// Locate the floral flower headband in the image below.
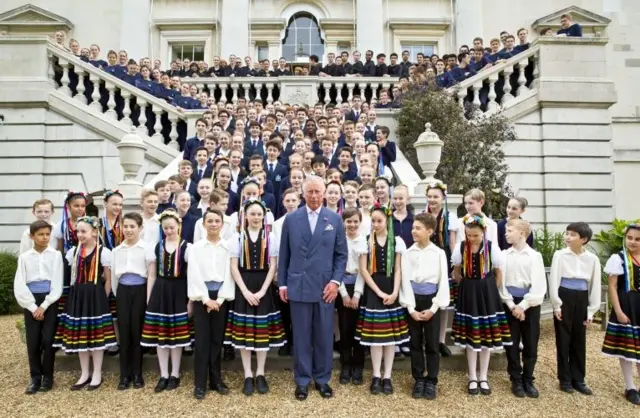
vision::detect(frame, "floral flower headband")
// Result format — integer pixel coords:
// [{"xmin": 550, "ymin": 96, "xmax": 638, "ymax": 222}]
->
[
  {"xmin": 463, "ymin": 214, "xmax": 486, "ymax": 228},
  {"xmin": 158, "ymin": 209, "xmax": 181, "ymax": 224},
  {"xmin": 66, "ymin": 190, "xmax": 87, "ymax": 202},
  {"xmin": 370, "ymin": 200, "xmax": 392, "ymax": 217},
  {"xmin": 243, "ymin": 198, "xmax": 267, "ymax": 213},
  {"xmin": 426, "ymin": 180, "xmax": 447, "ymax": 196},
  {"xmin": 76, "ymin": 216, "xmax": 100, "ymax": 229},
  {"xmin": 241, "ymin": 177, "xmax": 260, "ymax": 187},
  {"xmin": 104, "ymin": 189, "xmax": 123, "ymax": 201}
]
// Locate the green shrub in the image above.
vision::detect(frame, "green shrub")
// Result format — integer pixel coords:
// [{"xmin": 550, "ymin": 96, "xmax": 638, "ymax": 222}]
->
[
  {"xmin": 0, "ymin": 249, "xmax": 21, "ymax": 315},
  {"xmin": 533, "ymin": 227, "xmax": 564, "ymax": 267}
]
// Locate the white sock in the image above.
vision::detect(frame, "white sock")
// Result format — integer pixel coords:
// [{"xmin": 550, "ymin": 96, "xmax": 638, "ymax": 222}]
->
[
  {"xmin": 156, "ymin": 347, "xmax": 170, "ymax": 378},
  {"xmin": 240, "ymin": 349, "xmax": 253, "ymax": 378},
  {"xmin": 478, "ymin": 348, "xmax": 491, "ymax": 386},
  {"xmin": 466, "ymin": 347, "xmax": 478, "ymax": 386},
  {"xmin": 256, "ymin": 351, "xmax": 267, "ymax": 377},
  {"xmin": 383, "ymin": 345, "xmax": 395, "ymax": 379},
  {"xmin": 170, "ymin": 347, "xmax": 183, "ymax": 378},
  {"xmin": 90, "ymin": 350, "xmax": 104, "ymax": 385},
  {"xmin": 77, "ymin": 351, "xmax": 91, "ymax": 383},
  {"xmin": 370, "ymin": 346, "xmax": 383, "ymax": 378},
  {"xmin": 621, "ymin": 359, "xmax": 637, "ymax": 390}
]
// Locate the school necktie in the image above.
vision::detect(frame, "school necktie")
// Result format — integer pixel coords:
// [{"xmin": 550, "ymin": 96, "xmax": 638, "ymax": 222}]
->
[
  {"xmin": 198, "ymin": 169, "xmax": 203, "ymax": 179},
  {"xmin": 252, "ymin": 140, "xmax": 257, "ymax": 148},
  {"xmin": 268, "ymin": 163, "xmax": 274, "ymax": 173}
]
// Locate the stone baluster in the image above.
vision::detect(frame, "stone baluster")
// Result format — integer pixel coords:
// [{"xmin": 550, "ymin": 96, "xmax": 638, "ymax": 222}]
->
[
  {"xmin": 501, "ymin": 64, "xmax": 515, "ymax": 104},
  {"xmin": 196, "ymin": 83, "xmax": 204, "ymax": 94},
  {"xmin": 151, "ymin": 105, "xmax": 164, "ymax": 143},
  {"xmin": 207, "ymin": 84, "xmax": 217, "ymax": 103},
  {"xmin": 358, "ymin": 82, "xmax": 367, "ymax": 101},
  {"xmin": 322, "ymin": 82, "xmax": 332, "ymax": 103},
  {"xmin": 47, "ymin": 52, "xmax": 56, "ymax": 87},
  {"xmin": 219, "ymin": 83, "xmax": 228, "ymax": 104},
  {"xmin": 516, "ymin": 58, "xmax": 530, "ymax": 96},
  {"xmin": 266, "ymin": 83, "xmax": 274, "ymax": 104},
  {"xmin": 487, "ymin": 73, "xmax": 499, "ymax": 112},
  {"xmin": 531, "ymin": 53, "xmax": 540, "ymax": 90},
  {"xmin": 472, "ymin": 82, "xmax": 482, "ymax": 107},
  {"xmin": 230, "ymin": 83, "xmax": 239, "ymax": 103},
  {"xmin": 335, "ymin": 81, "xmax": 343, "ymax": 104},
  {"xmin": 121, "ymin": 90, "xmax": 133, "ymax": 126},
  {"xmin": 74, "ymin": 68, "xmax": 86, "ymax": 104},
  {"xmin": 346, "ymin": 83, "xmax": 355, "ymax": 103},
  {"xmin": 89, "ymin": 74, "xmax": 102, "ymax": 112},
  {"xmin": 168, "ymin": 115, "xmax": 179, "ymax": 150},
  {"xmin": 242, "ymin": 83, "xmax": 251, "ymax": 102},
  {"xmin": 457, "ymin": 88, "xmax": 466, "ymax": 108},
  {"xmin": 105, "ymin": 83, "xmax": 117, "ymax": 119},
  {"xmin": 58, "ymin": 59, "xmax": 72, "ymax": 96},
  {"xmin": 137, "ymin": 100, "xmax": 148, "ymax": 136}
]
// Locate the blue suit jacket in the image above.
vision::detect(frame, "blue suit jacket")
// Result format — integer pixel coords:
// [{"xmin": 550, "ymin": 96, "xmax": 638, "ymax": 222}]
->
[{"xmin": 277, "ymin": 207, "xmax": 348, "ymax": 303}]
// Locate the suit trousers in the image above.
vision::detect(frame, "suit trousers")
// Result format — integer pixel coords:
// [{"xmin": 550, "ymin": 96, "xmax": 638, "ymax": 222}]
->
[
  {"xmin": 116, "ymin": 283, "xmax": 147, "ymax": 378},
  {"xmin": 554, "ymin": 287, "xmax": 588, "ymax": 384},
  {"xmin": 24, "ymin": 293, "xmax": 57, "ymax": 380},
  {"xmin": 193, "ymin": 290, "xmax": 227, "ymax": 389},
  {"xmin": 336, "ymin": 284, "xmax": 364, "ymax": 370},
  {"xmin": 504, "ymin": 298, "xmax": 541, "ymax": 383},
  {"xmin": 407, "ymin": 294, "xmax": 441, "ymax": 383},
  {"xmin": 290, "ymin": 299, "xmax": 335, "ymax": 386}
]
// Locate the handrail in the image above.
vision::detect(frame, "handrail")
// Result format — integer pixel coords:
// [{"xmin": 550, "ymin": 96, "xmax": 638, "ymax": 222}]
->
[{"xmin": 179, "ymin": 76, "xmax": 401, "ymax": 84}]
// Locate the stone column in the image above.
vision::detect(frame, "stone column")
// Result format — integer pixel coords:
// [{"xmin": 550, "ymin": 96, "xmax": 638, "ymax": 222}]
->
[
  {"xmin": 454, "ymin": 0, "xmax": 483, "ymax": 50},
  {"xmin": 356, "ymin": 0, "xmax": 383, "ymax": 53},
  {"xmin": 221, "ymin": 0, "xmax": 249, "ymax": 58},
  {"xmin": 120, "ymin": 0, "xmax": 151, "ymax": 61},
  {"xmin": 268, "ymin": 41, "xmax": 280, "ymax": 61}
]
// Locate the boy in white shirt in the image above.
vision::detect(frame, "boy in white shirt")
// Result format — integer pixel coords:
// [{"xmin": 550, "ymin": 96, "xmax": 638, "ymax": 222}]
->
[
  {"xmin": 14, "ymin": 220, "xmax": 63, "ymax": 394},
  {"xmin": 549, "ymin": 222, "xmax": 601, "ymax": 395},
  {"xmin": 193, "ymin": 190, "xmax": 234, "ymax": 242},
  {"xmin": 499, "ymin": 219, "xmax": 547, "ymax": 399},
  {"xmin": 19, "ymin": 199, "xmax": 56, "ymax": 254},
  {"xmin": 457, "ymin": 188, "xmax": 498, "ymax": 244}
]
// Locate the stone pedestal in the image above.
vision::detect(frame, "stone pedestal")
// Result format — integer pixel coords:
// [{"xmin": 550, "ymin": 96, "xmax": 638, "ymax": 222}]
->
[
  {"xmin": 278, "ymin": 76, "xmax": 319, "ymax": 106},
  {"xmin": 116, "ymin": 128, "xmax": 147, "ymax": 200}
]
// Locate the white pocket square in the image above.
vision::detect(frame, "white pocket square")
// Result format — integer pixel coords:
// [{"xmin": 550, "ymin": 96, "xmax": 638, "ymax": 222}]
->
[{"xmin": 324, "ymin": 224, "xmax": 334, "ymax": 231}]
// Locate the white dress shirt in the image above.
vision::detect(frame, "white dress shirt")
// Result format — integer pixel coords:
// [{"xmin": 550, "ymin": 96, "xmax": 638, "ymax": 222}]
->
[
  {"xmin": 142, "ymin": 215, "xmax": 160, "ymax": 245},
  {"xmin": 339, "ymin": 235, "xmax": 367, "ymax": 299},
  {"xmin": 548, "ymin": 247, "xmax": 602, "ymax": 320},
  {"xmin": 307, "ymin": 206, "xmax": 321, "ymax": 234},
  {"xmin": 13, "ymin": 247, "xmax": 63, "ymax": 312},
  {"xmin": 498, "ymin": 244, "xmax": 547, "ymax": 311},
  {"xmin": 193, "ymin": 215, "xmax": 234, "ymax": 243},
  {"xmin": 358, "ymin": 214, "xmax": 372, "ymax": 237},
  {"xmin": 187, "ymin": 238, "xmax": 235, "ymax": 305},
  {"xmin": 457, "ymin": 216, "xmax": 499, "ymax": 244},
  {"xmin": 111, "ymin": 240, "xmax": 156, "ymax": 296},
  {"xmin": 65, "ymin": 247, "xmax": 112, "ymax": 271},
  {"xmin": 400, "ymin": 243, "xmax": 450, "ymax": 314},
  {"xmin": 19, "ymin": 221, "xmax": 56, "ymax": 254}
]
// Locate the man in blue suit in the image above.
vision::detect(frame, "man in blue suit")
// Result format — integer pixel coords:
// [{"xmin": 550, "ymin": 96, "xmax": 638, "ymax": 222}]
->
[{"xmin": 278, "ymin": 176, "xmax": 348, "ymax": 401}]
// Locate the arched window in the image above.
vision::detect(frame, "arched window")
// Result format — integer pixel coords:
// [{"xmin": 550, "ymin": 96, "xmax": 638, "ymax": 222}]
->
[{"xmin": 282, "ymin": 13, "xmax": 324, "ymax": 61}]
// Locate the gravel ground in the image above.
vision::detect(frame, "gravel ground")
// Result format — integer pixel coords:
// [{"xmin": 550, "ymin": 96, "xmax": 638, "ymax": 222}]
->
[{"xmin": 1, "ymin": 315, "xmax": 637, "ymax": 417}]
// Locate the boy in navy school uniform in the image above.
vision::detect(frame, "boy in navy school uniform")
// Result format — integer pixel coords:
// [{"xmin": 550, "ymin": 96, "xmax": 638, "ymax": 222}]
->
[
  {"xmin": 153, "ymin": 74, "xmax": 177, "ymax": 104},
  {"xmin": 375, "ymin": 53, "xmax": 388, "ymax": 77},
  {"xmin": 375, "ymin": 126, "xmax": 397, "ymax": 169},
  {"xmin": 336, "ymin": 146, "xmax": 358, "ymax": 182},
  {"xmin": 183, "ymin": 118, "xmax": 208, "ymax": 161},
  {"xmin": 154, "ymin": 180, "xmax": 174, "ymax": 214},
  {"xmin": 470, "ymin": 48, "xmax": 492, "ymax": 73},
  {"xmin": 387, "ymin": 53, "xmax": 402, "ymax": 76},
  {"xmin": 14, "ymin": 220, "xmax": 63, "ymax": 394},
  {"xmin": 557, "ymin": 14, "xmax": 583, "ymax": 37},
  {"xmin": 192, "ymin": 147, "xmax": 214, "ymax": 183},
  {"xmin": 245, "ymin": 121, "xmax": 264, "ymax": 160},
  {"xmin": 375, "ymin": 89, "xmax": 393, "ymax": 109},
  {"xmin": 105, "ymin": 50, "xmax": 126, "ymax": 78},
  {"xmin": 264, "ymin": 139, "xmax": 288, "ymax": 203},
  {"xmin": 121, "ymin": 60, "xmax": 141, "ymax": 86},
  {"xmin": 448, "ymin": 52, "xmax": 477, "ymax": 85}
]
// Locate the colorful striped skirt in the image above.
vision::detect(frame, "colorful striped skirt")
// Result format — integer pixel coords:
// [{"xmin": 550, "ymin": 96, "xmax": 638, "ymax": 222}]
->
[
  {"xmin": 447, "ymin": 278, "xmax": 459, "ymax": 311},
  {"xmin": 141, "ymin": 277, "xmax": 191, "ymax": 348},
  {"xmin": 452, "ymin": 274, "xmax": 511, "ymax": 351},
  {"xmin": 355, "ymin": 272, "xmax": 410, "ymax": 346},
  {"xmin": 602, "ymin": 290, "xmax": 640, "ymax": 363},
  {"xmin": 108, "ymin": 292, "xmax": 117, "ymax": 320},
  {"xmin": 53, "ymin": 281, "xmax": 117, "ymax": 352},
  {"xmin": 225, "ymin": 271, "xmax": 286, "ymax": 351}
]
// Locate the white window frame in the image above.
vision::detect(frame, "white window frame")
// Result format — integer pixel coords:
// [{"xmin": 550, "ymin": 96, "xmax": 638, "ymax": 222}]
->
[
  {"xmin": 400, "ymin": 43, "xmax": 437, "ymax": 62},
  {"xmin": 160, "ymin": 29, "xmax": 214, "ymax": 65}
]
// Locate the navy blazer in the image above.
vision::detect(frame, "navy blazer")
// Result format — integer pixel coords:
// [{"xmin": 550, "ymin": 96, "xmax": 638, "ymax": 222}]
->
[
  {"xmin": 192, "ymin": 163, "xmax": 213, "ymax": 183},
  {"xmin": 185, "ymin": 179, "xmax": 199, "ymax": 202},
  {"xmin": 183, "ymin": 137, "xmax": 204, "ymax": 161},
  {"xmin": 265, "ymin": 161, "xmax": 289, "ymax": 201},
  {"xmin": 497, "ymin": 218, "xmax": 534, "ymax": 250},
  {"xmin": 179, "ymin": 213, "xmax": 198, "ymax": 243},
  {"xmin": 244, "ymin": 139, "xmax": 265, "ymax": 160},
  {"xmin": 277, "ymin": 207, "xmax": 348, "ymax": 303},
  {"xmin": 380, "ymin": 141, "xmax": 397, "ymax": 168},
  {"xmin": 261, "ymin": 192, "xmax": 277, "ymax": 215}
]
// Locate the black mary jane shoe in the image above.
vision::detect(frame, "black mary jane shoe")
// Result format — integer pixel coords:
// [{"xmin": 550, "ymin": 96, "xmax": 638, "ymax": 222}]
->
[
  {"xmin": 40, "ymin": 377, "xmax": 53, "ymax": 392},
  {"xmin": 71, "ymin": 377, "xmax": 91, "ymax": 391},
  {"xmin": 117, "ymin": 377, "xmax": 131, "ymax": 391},
  {"xmin": 479, "ymin": 380, "xmax": 491, "ymax": 396},
  {"xmin": 381, "ymin": 378, "xmax": 393, "ymax": 395},
  {"xmin": 467, "ymin": 380, "xmax": 479, "ymax": 396},
  {"xmin": 625, "ymin": 389, "xmax": 640, "ymax": 405},
  {"xmin": 315, "ymin": 383, "xmax": 333, "ymax": 399},
  {"xmin": 105, "ymin": 345, "xmax": 120, "ymax": 357},
  {"xmin": 133, "ymin": 375, "xmax": 145, "ymax": 389},
  {"xmin": 182, "ymin": 346, "xmax": 194, "ymax": 357},
  {"xmin": 370, "ymin": 377, "xmax": 382, "ymax": 395},
  {"xmin": 166, "ymin": 376, "xmax": 180, "ymax": 391},
  {"xmin": 351, "ymin": 368, "xmax": 364, "ymax": 385},
  {"xmin": 439, "ymin": 343, "xmax": 452, "ymax": 357},
  {"xmin": 243, "ymin": 377, "xmax": 255, "ymax": 396},
  {"xmin": 295, "ymin": 385, "xmax": 309, "ymax": 401},
  {"xmin": 573, "ymin": 382, "xmax": 593, "ymax": 396},
  {"xmin": 194, "ymin": 387, "xmax": 207, "ymax": 400},
  {"xmin": 339, "ymin": 368, "xmax": 351, "ymax": 385},
  {"xmin": 87, "ymin": 380, "xmax": 102, "ymax": 391},
  {"xmin": 511, "ymin": 380, "xmax": 525, "ymax": 398},
  {"xmin": 412, "ymin": 380, "xmax": 426, "ymax": 399},
  {"xmin": 25, "ymin": 379, "xmax": 41, "ymax": 395},
  {"xmin": 210, "ymin": 381, "xmax": 230, "ymax": 395},
  {"xmin": 523, "ymin": 381, "xmax": 539, "ymax": 398},
  {"xmin": 424, "ymin": 381, "xmax": 437, "ymax": 400},
  {"xmin": 154, "ymin": 377, "xmax": 169, "ymax": 393},
  {"xmin": 256, "ymin": 375, "xmax": 269, "ymax": 394}
]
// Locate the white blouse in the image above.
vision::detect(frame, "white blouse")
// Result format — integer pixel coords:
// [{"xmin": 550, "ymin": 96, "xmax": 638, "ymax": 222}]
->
[
  {"xmin": 457, "ymin": 216, "xmax": 499, "ymax": 244},
  {"xmin": 193, "ymin": 215, "xmax": 235, "ymax": 242},
  {"xmin": 451, "ymin": 241, "xmax": 504, "ymax": 269},
  {"xmin": 604, "ymin": 254, "xmax": 624, "ymax": 276},
  {"xmin": 228, "ymin": 230, "xmax": 278, "ymax": 259},
  {"xmin": 358, "ymin": 214, "xmax": 371, "ymax": 237},
  {"xmin": 498, "ymin": 245, "xmax": 547, "ymax": 311},
  {"xmin": 111, "ymin": 240, "xmax": 156, "ymax": 296},
  {"xmin": 187, "ymin": 239, "xmax": 235, "ymax": 305},
  {"xmin": 548, "ymin": 247, "xmax": 602, "ymax": 320},
  {"xmin": 399, "ymin": 243, "xmax": 450, "ymax": 314},
  {"xmin": 339, "ymin": 235, "xmax": 367, "ymax": 298},
  {"xmin": 13, "ymin": 247, "xmax": 63, "ymax": 312},
  {"xmin": 141, "ymin": 215, "xmax": 160, "ymax": 246},
  {"xmin": 354, "ymin": 236, "xmax": 406, "ymax": 297}
]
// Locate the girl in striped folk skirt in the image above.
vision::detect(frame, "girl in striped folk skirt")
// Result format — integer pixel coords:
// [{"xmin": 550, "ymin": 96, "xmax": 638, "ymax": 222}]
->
[
  {"xmin": 602, "ymin": 224, "xmax": 640, "ymax": 405},
  {"xmin": 53, "ymin": 216, "xmax": 116, "ymax": 391},
  {"xmin": 355, "ymin": 202, "xmax": 408, "ymax": 395},
  {"xmin": 141, "ymin": 210, "xmax": 192, "ymax": 393}
]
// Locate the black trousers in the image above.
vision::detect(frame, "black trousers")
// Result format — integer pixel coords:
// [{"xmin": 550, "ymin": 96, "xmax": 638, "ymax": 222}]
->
[
  {"xmin": 116, "ymin": 283, "xmax": 147, "ymax": 378},
  {"xmin": 407, "ymin": 294, "xmax": 441, "ymax": 383},
  {"xmin": 554, "ymin": 287, "xmax": 588, "ymax": 384},
  {"xmin": 504, "ymin": 298, "xmax": 541, "ymax": 383},
  {"xmin": 24, "ymin": 293, "xmax": 57, "ymax": 381},
  {"xmin": 193, "ymin": 290, "xmax": 227, "ymax": 389},
  {"xmin": 336, "ymin": 284, "xmax": 364, "ymax": 370},
  {"xmin": 274, "ymin": 285, "xmax": 293, "ymax": 347}
]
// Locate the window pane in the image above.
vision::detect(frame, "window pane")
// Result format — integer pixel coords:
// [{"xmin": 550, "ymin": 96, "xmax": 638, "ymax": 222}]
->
[
  {"xmin": 282, "ymin": 12, "xmax": 324, "ymax": 61},
  {"xmin": 193, "ymin": 45, "xmax": 205, "ymax": 61},
  {"xmin": 257, "ymin": 46, "xmax": 269, "ymax": 61}
]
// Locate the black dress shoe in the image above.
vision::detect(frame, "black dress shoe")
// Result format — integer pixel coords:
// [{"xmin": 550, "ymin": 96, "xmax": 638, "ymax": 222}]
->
[
  {"xmin": 106, "ymin": 345, "xmax": 120, "ymax": 356},
  {"xmin": 256, "ymin": 375, "xmax": 269, "ymax": 394},
  {"xmin": 382, "ymin": 378, "xmax": 393, "ymax": 395},
  {"xmin": 182, "ymin": 346, "xmax": 194, "ymax": 357},
  {"xmin": 25, "ymin": 379, "xmax": 41, "ymax": 395},
  {"xmin": 424, "ymin": 381, "xmax": 437, "ymax": 400},
  {"xmin": 467, "ymin": 380, "xmax": 479, "ymax": 395},
  {"xmin": 166, "ymin": 376, "xmax": 180, "ymax": 391},
  {"xmin": 439, "ymin": 343, "xmax": 452, "ymax": 357},
  {"xmin": 295, "ymin": 385, "xmax": 309, "ymax": 401},
  {"xmin": 315, "ymin": 383, "xmax": 333, "ymax": 398},
  {"xmin": 523, "ymin": 381, "xmax": 539, "ymax": 398},
  {"xmin": 625, "ymin": 389, "xmax": 640, "ymax": 405},
  {"xmin": 412, "ymin": 379, "xmax": 426, "ymax": 399},
  {"xmin": 370, "ymin": 377, "xmax": 382, "ymax": 395},
  {"xmin": 210, "ymin": 381, "xmax": 230, "ymax": 395},
  {"xmin": 155, "ymin": 377, "xmax": 169, "ymax": 393},
  {"xmin": 87, "ymin": 380, "xmax": 102, "ymax": 391},
  {"xmin": 339, "ymin": 368, "xmax": 351, "ymax": 384},
  {"xmin": 71, "ymin": 377, "xmax": 91, "ymax": 391},
  {"xmin": 243, "ymin": 377, "xmax": 255, "ymax": 396},
  {"xmin": 351, "ymin": 368, "xmax": 363, "ymax": 385},
  {"xmin": 223, "ymin": 346, "xmax": 235, "ymax": 361},
  {"xmin": 573, "ymin": 382, "xmax": 593, "ymax": 395},
  {"xmin": 194, "ymin": 387, "xmax": 206, "ymax": 400},
  {"xmin": 40, "ymin": 377, "xmax": 53, "ymax": 392},
  {"xmin": 133, "ymin": 375, "xmax": 145, "ymax": 389},
  {"xmin": 117, "ymin": 377, "xmax": 132, "ymax": 391},
  {"xmin": 479, "ymin": 380, "xmax": 491, "ymax": 395},
  {"xmin": 511, "ymin": 380, "xmax": 525, "ymax": 398}
]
